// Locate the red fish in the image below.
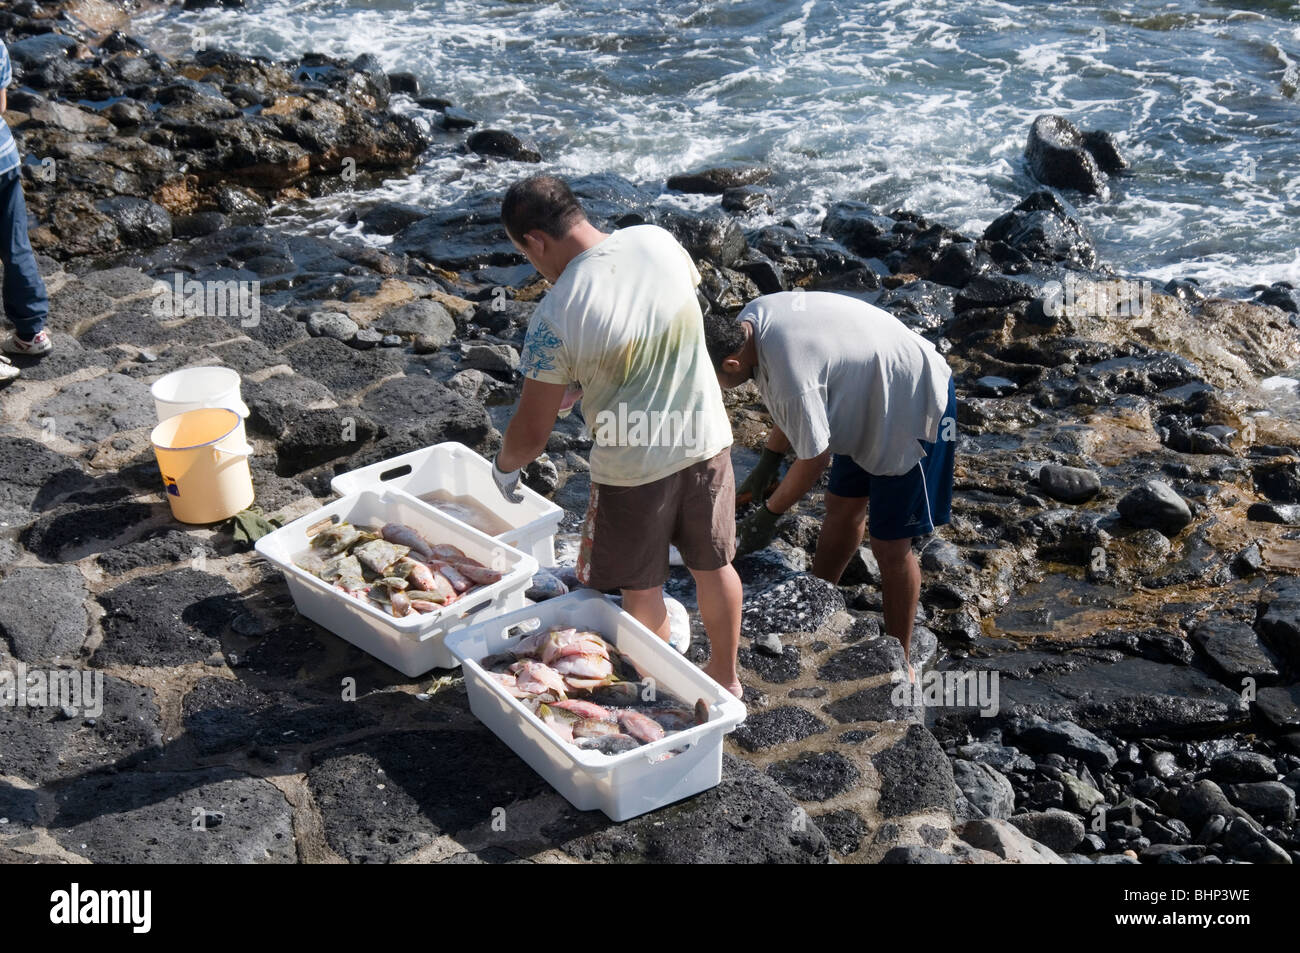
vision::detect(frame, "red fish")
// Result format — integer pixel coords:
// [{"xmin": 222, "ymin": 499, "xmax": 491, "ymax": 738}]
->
[
  {"xmin": 551, "ymin": 699, "xmax": 615, "ymax": 722},
  {"xmin": 512, "ymin": 661, "xmax": 568, "ymax": 697},
  {"xmin": 617, "ymin": 709, "xmax": 665, "ymax": 744}
]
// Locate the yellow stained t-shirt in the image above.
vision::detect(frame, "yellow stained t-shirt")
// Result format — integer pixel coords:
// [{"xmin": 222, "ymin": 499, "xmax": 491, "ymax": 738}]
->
[{"xmin": 519, "ymin": 224, "xmax": 733, "ymax": 487}]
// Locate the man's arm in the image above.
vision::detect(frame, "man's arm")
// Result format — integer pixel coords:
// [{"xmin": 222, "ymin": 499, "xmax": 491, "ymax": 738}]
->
[
  {"xmin": 1, "ymin": 89, "xmax": 7, "ymax": 113},
  {"xmin": 498, "ymin": 377, "xmax": 566, "ymax": 472},
  {"xmin": 765, "ymin": 424, "xmax": 791, "ymax": 455},
  {"xmin": 765, "ymin": 449, "xmax": 831, "ymax": 513}
]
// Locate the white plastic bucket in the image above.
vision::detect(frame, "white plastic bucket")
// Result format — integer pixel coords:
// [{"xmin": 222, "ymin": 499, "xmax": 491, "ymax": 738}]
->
[
  {"xmin": 150, "ymin": 407, "xmax": 254, "ymax": 524},
  {"xmin": 151, "ymin": 366, "xmax": 250, "ymax": 422}
]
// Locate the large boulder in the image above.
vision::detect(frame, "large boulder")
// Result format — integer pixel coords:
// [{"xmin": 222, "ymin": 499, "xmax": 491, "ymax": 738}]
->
[{"xmin": 1024, "ymin": 114, "xmax": 1126, "ymax": 194}]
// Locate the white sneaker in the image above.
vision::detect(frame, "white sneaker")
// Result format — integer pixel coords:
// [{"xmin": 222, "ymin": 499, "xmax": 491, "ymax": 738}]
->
[
  {"xmin": 2, "ymin": 330, "xmax": 52, "ymax": 356},
  {"xmin": 665, "ymin": 594, "xmax": 691, "ymax": 654},
  {"xmin": 0, "ymin": 354, "xmax": 18, "ymax": 383}
]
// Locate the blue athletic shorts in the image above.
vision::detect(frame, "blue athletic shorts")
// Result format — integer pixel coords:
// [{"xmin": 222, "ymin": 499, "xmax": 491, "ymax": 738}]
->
[{"xmin": 826, "ymin": 375, "xmax": 957, "ymax": 541}]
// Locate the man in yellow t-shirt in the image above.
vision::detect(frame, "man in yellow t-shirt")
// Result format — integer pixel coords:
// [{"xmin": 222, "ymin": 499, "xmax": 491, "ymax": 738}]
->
[{"xmin": 492, "ymin": 175, "xmax": 742, "ymax": 698}]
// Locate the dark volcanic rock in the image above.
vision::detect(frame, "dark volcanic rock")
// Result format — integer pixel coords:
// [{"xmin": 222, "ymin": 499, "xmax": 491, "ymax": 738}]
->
[
  {"xmin": 983, "ymin": 190, "xmax": 1098, "ymax": 269},
  {"xmin": 767, "ymin": 750, "xmax": 860, "ymax": 801},
  {"xmin": 307, "ymin": 728, "xmax": 552, "ymax": 863},
  {"xmin": 1224, "ymin": 781, "xmax": 1295, "ymax": 826},
  {"xmin": 277, "ymin": 407, "xmax": 379, "ymax": 474},
  {"xmin": 731, "ymin": 706, "xmax": 829, "ymax": 752},
  {"xmin": 736, "ymin": 644, "xmax": 802, "ymax": 683},
  {"xmin": 94, "ymin": 196, "xmax": 173, "ymax": 246},
  {"xmin": 667, "ymin": 165, "xmax": 770, "ymax": 194},
  {"xmin": 21, "ymin": 501, "xmax": 161, "ymax": 562},
  {"xmin": 1190, "ymin": 621, "xmax": 1282, "ymax": 683},
  {"xmin": 282, "ymin": 336, "xmax": 404, "ymax": 396},
  {"xmin": 50, "ymin": 770, "xmax": 295, "ymax": 864},
  {"xmin": 182, "ymin": 678, "xmax": 373, "ymax": 755},
  {"xmin": 466, "ymin": 129, "xmax": 541, "ymax": 162},
  {"xmin": 1255, "ymin": 685, "xmax": 1300, "ymax": 730},
  {"xmin": 1005, "ymin": 715, "xmax": 1117, "ymax": 769},
  {"xmin": 0, "ymin": 436, "xmax": 93, "ymax": 517},
  {"xmin": 563, "ymin": 754, "xmax": 829, "ymax": 863},
  {"xmin": 952, "ymin": 759, "xmax": 1015, "ymax": 820},
  {"xmin": 1037, "ymin": 464, "xmax": 1101, "ymax": 504},
  {"xmin": 97, "ymin": 530, "xmax": 216, "ymax": 575},
  {"xmin": 1258, "ymin": 578, "xmax": 1300, "ymax": 667},
  {"xmin": 0, "ymin": 567, "xmax": 89, "ymax": 662},
  {"xmin": 825, "ymin": 682, "xmax": 918, "ymax": 724},
  {"xmin": 741, "ymin": 573, "xmax": 845, "ymax": 637},
  {"xmin": 1024, "ymin": 114, "xmax": 1112, "ymax": 194},
  {"xmin": 1117, "ymin": 480, "xmax": 1193, "ymax": 535},
  {"xmin": 1008, "ymin": 809, "xmax": 1085, "ymax": 853},
  {"xmin": 35, "ymin": 373, "xmax": 155, "ymax": 443},
  {"xmin": 358, "ymin": 376, "xmax": 493, "ymax": 448},
  {"xmin": 654, "ymin": 208, "xmax": 747, "ymax": 268},
  {"xmin": 0, "ymin": 675, "xmax": 162, "ymax": 785},
  {"xmin": 872, "ymin": 724, "xmax": 956, "ymax": 817},
  {"xmin": 1254, "ymin": 460, "xmax": 1300, "ymax": 504},
  {"xmin": 93, "ymin": 570, "xmax": 239, "ymax": 668}
]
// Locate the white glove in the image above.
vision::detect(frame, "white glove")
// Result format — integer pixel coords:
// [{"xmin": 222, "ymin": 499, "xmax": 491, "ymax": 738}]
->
[{"xmin": 492, "ymin": 456, "xmax": 525, "ymax": 503}]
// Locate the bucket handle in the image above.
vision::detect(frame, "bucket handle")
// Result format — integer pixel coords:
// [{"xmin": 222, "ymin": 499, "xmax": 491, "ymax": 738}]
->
[{"xmin": 211, "ymin": 441, "xmax": 253, "ymax": 461}]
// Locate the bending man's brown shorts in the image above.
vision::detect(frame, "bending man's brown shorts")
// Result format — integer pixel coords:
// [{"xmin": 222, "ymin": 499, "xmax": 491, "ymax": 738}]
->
[{"xmin": 576, "ymin": 448, "xmax": 736, "ymax": 592}]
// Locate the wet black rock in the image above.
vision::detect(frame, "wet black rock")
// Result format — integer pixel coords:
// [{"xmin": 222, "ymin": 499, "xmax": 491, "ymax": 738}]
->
[
  {"xmin": 1024, "ymin": 114, "xmax": 1124, "ymax": 194},
  {"xmin": 721, "ymin": 186, "xmax": 773, "ymax": 215},
  {"xmin": 1257, "ymin": 579, "xmax": 1300, "ymax": 667},
  {"xmin": 466, "ymin": 129, "xmax": 541, "ymax": 162},
  {"xmin": 1117, "ymin": 480, "xmax": 1193, "ymax": 535},
  {"xmin": 872, "ymin": 724, "xmax": 955, "ymax": 817},
  {"xmin": 655, "ymin": 208, "xmax": 747, "ymax": 268},
  {"xmin": 731, "ymin": 706, "xmax": 829, "ymax": 752},
  {"xmin": 1037, "ymin": 464, "xmax": 1101, "ymax": 504},
  {"xmin": 360, "ymin": 202, "xmax": 430, "ymax": 236},
  {"xmin": 562, "ymin": 754, "xmax": 829, "ymax": 863},
  {"xmin": 1224, "ymin": 781, "xmax": 1295, "ymax": 826},
  {"xmin": 1006, "ymin": 715, "xmax": 1117, "ymax": 770},
  {"xmin": 1254, "ymin": 283, "xmax": 1299, "ymax": 313},
  {"xmin": 0, "ymin": 566, "xmax": 89, "ymax": 663},
  {"xmin": 876, "ymin": 280, "xmax": 956, "ymax": 332},
  {"xmin": 390, "ymin": 192, "xmax": 522, "ymax": 270},
  {"xmin": 1255, "ymin": 685, "xmax": 1300, "ymax": 731},
  {"xmin": 1246, "ymin": 502, "xmax": 1300, "ymax": 525},
  {"xmin": 983, "ymin": 190, "xmax": 1098, "ymax": 269},
  {"xmin": 1254, "ymin": 460, "xmax": 1300, "ymax": 504},
  {"xmin": 1189, "ymin": 621, "xmax": 1282, "ymax": 684},
  {"xmin": 667, "ymin": 165, "xmax": 770, "ymax": 194},
  {"xmin": 767, "ymin": 750, "xmax": 860, "ymax": 801},
  {"xmin": 93, "ymin": 569, "xmax": 239, "ymax": 668},
  {"xmin": 1210, "ymin": 750, "xmax": 1279, "ymax": 783},
  {"xmin": 50, "ymin": 769, "xmax": 294, "ymax": 864},
  {"xmin": 94, "ymin": 196, "xmax": 173, "ymax": 246},
  {"xmin": 1220, "ymin": 816, "xmax": 1291, "ymax": 864}
]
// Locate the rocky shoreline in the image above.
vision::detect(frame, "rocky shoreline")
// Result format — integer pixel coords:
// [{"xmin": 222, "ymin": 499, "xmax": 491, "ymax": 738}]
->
[{"xmin": 0, "ymin": 0, "xmax": 1298, "ymax": 864}]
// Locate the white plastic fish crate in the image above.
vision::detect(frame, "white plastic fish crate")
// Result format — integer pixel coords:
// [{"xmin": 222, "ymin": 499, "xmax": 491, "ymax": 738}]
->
[
  {"xmin": 446, "ymin": 589, "xmax": 748, "ymax": 821},
  {"xmin": 255, "ymin": 488, "xmax": 538, "ymax": 676},
  {"xmin": 329, "ymin": 442, "xmax": 564, "ymax": 565}
]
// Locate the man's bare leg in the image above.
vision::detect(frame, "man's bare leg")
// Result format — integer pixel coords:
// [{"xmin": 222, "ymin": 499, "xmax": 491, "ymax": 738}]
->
[
  {"xmin": 812, "ymin": 492, "xmax": 869, "ymax": 583},
  {"xmin": 690, "ymin": 564, "xmax": 743, "ymax": 699},
  {"xmin": 621, "ymin": 586, "xmax": 670, "ymax": 642},
  {"xmin": 870, "ymin": 534, "xmax": 920, "ymax": 683}
]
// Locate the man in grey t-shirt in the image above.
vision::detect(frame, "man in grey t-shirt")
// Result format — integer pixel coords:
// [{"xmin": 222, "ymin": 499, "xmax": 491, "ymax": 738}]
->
[{"xmin": 705, "ymin": 291, "xmax": 957, "ymax": 680}]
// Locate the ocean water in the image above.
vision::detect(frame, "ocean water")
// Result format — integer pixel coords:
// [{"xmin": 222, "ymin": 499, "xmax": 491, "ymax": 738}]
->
[{"xmin": 134, "ymin": 0, "xmax": 1300, "ymax": 295}]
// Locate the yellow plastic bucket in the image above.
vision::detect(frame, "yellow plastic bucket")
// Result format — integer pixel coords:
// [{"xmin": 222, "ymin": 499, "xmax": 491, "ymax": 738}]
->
[{"xmin": 150, "ymin": 407, "xmax": 254, "ymax": 524}]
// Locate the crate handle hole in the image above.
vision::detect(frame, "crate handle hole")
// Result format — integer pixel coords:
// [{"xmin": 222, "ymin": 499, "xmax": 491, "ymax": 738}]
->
[{"xmin": 379, "ymin": 464, "xmax": 413, "ymax": 482}]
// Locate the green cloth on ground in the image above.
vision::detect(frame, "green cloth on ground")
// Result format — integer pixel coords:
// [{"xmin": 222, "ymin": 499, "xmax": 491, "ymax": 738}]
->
[{"xmin": 225, "ymin": 507, "xmax": 281, "ymax": 549}]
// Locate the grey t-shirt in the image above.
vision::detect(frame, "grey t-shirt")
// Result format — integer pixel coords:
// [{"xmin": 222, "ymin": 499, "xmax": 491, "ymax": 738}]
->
[{"xmin": 741, "ymin": 291, "xmax": 953, "ymax": 477}]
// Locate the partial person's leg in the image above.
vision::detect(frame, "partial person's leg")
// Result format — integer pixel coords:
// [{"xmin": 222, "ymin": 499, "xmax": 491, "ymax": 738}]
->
[
  {"xmin": 673, "ymin": 449, "xmax": 743, "ymax": 698},
  {"xmin": 621, "ymin": 586, "xmax": 670, "ymax": 642},
  {"xmin": 813, "ymin": 491, "xmax": 870, "ymax": 583},
  {"xmin": 0, "ymin": 169, "xmax": 50, "ymax": 341},
  {"xmin": 812, "ymin": 454, "xmax": 871, "ymax": 583},
  {"xmin": 869, "ymin": 534, "xmax": 921, "ymax": 682},
  {"xmin": 691, "ymin": 564, "xmax": 741, "ymax": 697}
]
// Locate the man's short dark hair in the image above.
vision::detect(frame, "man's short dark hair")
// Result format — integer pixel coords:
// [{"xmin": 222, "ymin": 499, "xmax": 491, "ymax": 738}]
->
[
  {"xmin": 702, "ymin": 310, "xmax": 748, "ymax": 370},
  {"xmin": 501, "ymin": 175, "xmax": 587, "ymax": 243}
]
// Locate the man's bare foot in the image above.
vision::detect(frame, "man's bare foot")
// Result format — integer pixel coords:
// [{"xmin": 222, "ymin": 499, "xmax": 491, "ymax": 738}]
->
[
  {"xmin": 907, "ymin": 662, "xmax": 916, "ymax": 684},
  {"xmin": 703, "ymin": 664, "xmax": 743, "ymax": 700}
]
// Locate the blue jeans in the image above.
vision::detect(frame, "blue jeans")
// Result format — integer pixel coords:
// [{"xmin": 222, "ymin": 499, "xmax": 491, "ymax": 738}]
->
[{"xmin": 0, "ymin": 167, "xmax": 48, "ymax": 338}]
